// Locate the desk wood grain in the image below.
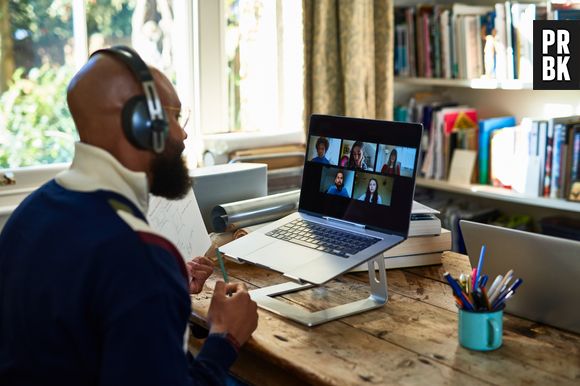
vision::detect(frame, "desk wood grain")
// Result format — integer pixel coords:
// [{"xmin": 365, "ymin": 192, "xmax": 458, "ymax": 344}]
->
[{"xmin": 189, "ymin": 251, "xmax": 580, "ymax": 385}]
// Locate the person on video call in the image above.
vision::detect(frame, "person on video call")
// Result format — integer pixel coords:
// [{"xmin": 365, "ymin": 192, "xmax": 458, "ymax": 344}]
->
[
  {"xmin": 326, "ymin": 170, "xmax": 350, "ymax": 198},
  {"xmin": 381, "ymin": 148, "xmax": 401, "ymax": 175},
  {"xmin": 311, "ymin": 136, "xmax": 331, "ymax": 164},
  {"xmin": 346, "ymin": 141, "xmax": 371, "ymax": 170},
  {"xmin": 357, "ymin": 178, "xmax": 382, "ymax": 204},
  {"xmin": 0, "ymin": 46, "xmax": 258, "ymax": 386}
]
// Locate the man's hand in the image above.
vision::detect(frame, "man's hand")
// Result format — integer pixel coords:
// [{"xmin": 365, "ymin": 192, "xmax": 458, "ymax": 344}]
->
[
  {"xmin": 207, "ymin": 281, "xmax": 258, "ymax": 346},
  {"xmin": 186, "ymin": 256, "xmax": 214, "ymax": 294}
]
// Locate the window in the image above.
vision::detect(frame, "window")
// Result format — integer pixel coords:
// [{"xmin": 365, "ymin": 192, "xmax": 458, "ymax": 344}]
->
[
  {"xmin": 224, "ymin": 0, "xmax": 303, "ymax": 133},
  {"xmin": 198, "ymin": 0, "xmax": 304, "ymax": 135},
  {"xmin": 0, "ymin": 0, "xmax": 303, "ymax": 171},
  {"xmin": 0, "ymin": 0, "xmax": 187, "ymax": 169}
]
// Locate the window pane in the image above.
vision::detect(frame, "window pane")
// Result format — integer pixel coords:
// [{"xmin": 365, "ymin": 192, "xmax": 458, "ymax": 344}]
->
[
  {"xmin": 1, "ymin": 0, "xmax": 77, "ymax": 168},
  {"xmin": 225, "ymin": 0, "xmax": 303, "ymax": 133},
  {"xmin": 88, "ymin": 0, "xmax": 177, "ymax": 82}
]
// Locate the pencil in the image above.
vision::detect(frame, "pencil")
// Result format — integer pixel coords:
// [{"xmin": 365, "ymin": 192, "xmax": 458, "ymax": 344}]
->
[{"xmin": 215, "ymin": 248, "xmax": 229, "ymax": 283}]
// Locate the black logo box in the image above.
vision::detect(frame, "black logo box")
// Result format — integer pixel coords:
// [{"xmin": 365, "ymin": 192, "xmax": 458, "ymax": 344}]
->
[{"xmin": 533, "ymin": 20, "xmax": 580, "ymax": 90}]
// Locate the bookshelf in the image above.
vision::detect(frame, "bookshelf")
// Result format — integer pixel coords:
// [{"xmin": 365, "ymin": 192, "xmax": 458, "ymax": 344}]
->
[
  {"xmin": 396, "ymin": 77, "xmax": 533, "ymax": 90},
  {"xmin": 416, "ymin": 178, "xmax": 580, "ymax": 213},
  {"xmin": 394, "ymin": 0, "xmax": 580, "ymax": 234}
]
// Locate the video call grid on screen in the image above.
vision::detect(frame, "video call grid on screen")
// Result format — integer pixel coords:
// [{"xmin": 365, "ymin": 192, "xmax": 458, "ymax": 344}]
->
[{"xmin": 300, "ymin": 115, "xmax": 422, "ymax": 236}]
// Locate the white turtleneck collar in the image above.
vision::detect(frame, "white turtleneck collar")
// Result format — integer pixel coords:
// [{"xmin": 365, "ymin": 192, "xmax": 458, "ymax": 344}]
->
[{"xmin": 55, "ymin": 142, "xmax": 149, "ymax": 214}]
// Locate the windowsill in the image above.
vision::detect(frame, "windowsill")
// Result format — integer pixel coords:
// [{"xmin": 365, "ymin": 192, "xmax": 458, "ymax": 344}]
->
[
  {"xmin": 0, "ymin": 163, "xmax": 69, "ymax": 207},
  {"xmin": 201, "ymin": 130, "xmax": 305, "ymax": 165}
]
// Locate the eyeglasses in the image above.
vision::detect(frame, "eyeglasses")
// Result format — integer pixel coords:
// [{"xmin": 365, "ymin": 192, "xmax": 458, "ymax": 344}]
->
[{"xmin": 163, "ymin": 105, "xmax": 190, "ymax": 129}]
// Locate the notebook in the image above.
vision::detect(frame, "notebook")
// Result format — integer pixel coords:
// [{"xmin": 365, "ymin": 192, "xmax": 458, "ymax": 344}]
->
[
  {"xmin": 460, "ymin": 220, "xmax": 580, "ymax": 334},
  {"xmin": 220, "ymin": 114, "xmax": 423, "ymax": 285}
]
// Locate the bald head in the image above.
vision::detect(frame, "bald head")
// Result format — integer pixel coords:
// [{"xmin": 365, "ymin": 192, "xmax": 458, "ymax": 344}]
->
[
  {"xmin": 67, "ymin": 53, "xmax": 141, "ymax": 147},
  {"xmin": 66, "ymin": 51, "xmax": 184, "ymax": 176}
]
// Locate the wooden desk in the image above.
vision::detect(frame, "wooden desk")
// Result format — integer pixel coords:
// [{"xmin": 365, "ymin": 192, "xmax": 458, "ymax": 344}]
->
[{"xmin": 189, "ymin": 252, "xmax": 580, "ymax": 385}]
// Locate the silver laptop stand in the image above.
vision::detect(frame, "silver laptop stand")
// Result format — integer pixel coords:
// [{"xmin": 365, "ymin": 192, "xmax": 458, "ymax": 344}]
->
[{"xmin": 249, "ymin": 253, "xmax": 388, "ymax": 327}]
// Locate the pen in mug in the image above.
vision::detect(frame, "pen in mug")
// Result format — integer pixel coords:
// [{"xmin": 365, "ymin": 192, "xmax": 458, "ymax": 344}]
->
[
  {"xmin": 504, "ymin": 278, "xmax": 523, "ymax": 295},
  {"xmin": 499, "ymin": 271, "xmax": 514, "ymax": 293},
  {"xmin": 478, "ymin": 274, "xmax": 488, "ymax": 289},
  {"xmin": 492, "ymin": 290, "xmax": 514, "ymax": 310},
  {"xmin": 475, "ymin": 244, "xmax": 486, "ymax": 286},
  {"xmin": 481, "ymin": 287, "xmax": 492, "ymax": 310},
  {"xmin": 493, "ymin": 278, "xmax": 523, "ymax": 307}
]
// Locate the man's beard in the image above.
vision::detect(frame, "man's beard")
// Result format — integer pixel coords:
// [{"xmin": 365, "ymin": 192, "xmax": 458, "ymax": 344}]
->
[
  {"xmin": 336, "ymin": 183, "xmax": 343, "ymax": 191},
  {"xmin": 150, "ymin": 138, "xmax": 191, "ymax": 199}
]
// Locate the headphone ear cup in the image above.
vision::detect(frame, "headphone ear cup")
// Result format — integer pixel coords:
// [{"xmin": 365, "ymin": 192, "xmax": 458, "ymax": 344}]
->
[{"xmin": 122, "ymin": 95, "xmax": 152, "ymax": 150}]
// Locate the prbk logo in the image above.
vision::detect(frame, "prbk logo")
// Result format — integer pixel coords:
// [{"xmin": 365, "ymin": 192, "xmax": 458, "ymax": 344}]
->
[{"xmin": 533, "ymin": 21, "xmax": 580, "ymax": 90}]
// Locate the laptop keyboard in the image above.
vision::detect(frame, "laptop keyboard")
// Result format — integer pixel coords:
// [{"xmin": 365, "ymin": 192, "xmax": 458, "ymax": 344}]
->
[{"xmin": 265, "ymin": 219, "xmax": 380, "ymax": 258}]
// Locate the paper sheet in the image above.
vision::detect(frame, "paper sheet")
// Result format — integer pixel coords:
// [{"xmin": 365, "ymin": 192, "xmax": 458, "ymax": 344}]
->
[{"xmin": 148, "ymin": 189, "xmax": 212, "ymax": 261}]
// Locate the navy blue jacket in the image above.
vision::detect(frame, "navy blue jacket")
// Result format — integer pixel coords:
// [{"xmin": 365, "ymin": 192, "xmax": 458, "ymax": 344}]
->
[{"xmin": 0, "ymin": 181, "xmax": 236, "ymax": 385}]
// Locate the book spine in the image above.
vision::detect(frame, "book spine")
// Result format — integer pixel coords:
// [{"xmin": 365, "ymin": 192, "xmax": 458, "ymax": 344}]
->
[
  {"xmin": 505, "ymin": 1, "xmax": 515, "ymax": 79},
  {"xmin": 549, "ymin": 124, "xmax": 565, "ymax": 198},
  {"xmin": 543, "ymin": 122, "xmax": 555, "ymax": 197},
  {"xmin": 571, "ymin": 131, "xmax": 580, "ymax": 184},
  {"xmin": 568, "ymin": 130, "xmax": 580, "ymax": 201},
  {"xmin": 537, "ymin": 121, "xmax": 548, "ymax": 195},
  {"xmin": 423, "ymin": 12, "xmax": 432, "ymax": 78},
  {"xmin": 494, "ymin": 4, "xmax": 507, "ymax": 80},
  {"xmin": 406, "ymin": 8, "xmax": 417, "ymax": 77}
]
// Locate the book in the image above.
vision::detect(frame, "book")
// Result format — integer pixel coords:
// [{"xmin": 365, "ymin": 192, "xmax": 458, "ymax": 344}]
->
[
  {"xmin": 567, "ymin": 125, "xmax": 580, "ymax": 202},
  {"xmin": 554, "ymin": 9, "xmax": 580, "ymax": 20},
  {"xmin": 505, "ymin": 1, "xmax": 515, "ymax": 79},
  {"xmin": 494, "ymin": 3, "xmax": 508, "ymax": 80},
  {"xmin": 549, "ymin": 124, "xmax": 566, "ymax": 198},
  {"xmin": 228, "ymin": 143, "xmax": 305, "ymax": 170},
  {"xmin": 478, "ymin": 116, "xmax": 517, "ymax": 184},
  {"xmin": 349, "ymin": 229, "xmax": 451, "ymax": 272},
  {"xmin": 409, "ymin": 213, "xmax": 441, "ymax": 237}
]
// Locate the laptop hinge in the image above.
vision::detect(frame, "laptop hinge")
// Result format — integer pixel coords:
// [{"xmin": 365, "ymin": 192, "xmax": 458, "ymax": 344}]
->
[{"xmin": 322, "ymin": 216, "xmax": 365, "ymax": 229}]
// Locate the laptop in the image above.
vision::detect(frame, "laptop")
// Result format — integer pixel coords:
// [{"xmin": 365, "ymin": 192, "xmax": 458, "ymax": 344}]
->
[
  {"xmin": 220, "ymin": 114, "xmax": 423, "ymax": 285},
  {"xmin": 460, "ymin": 220, "xmax": 580, "ymax": 334}
]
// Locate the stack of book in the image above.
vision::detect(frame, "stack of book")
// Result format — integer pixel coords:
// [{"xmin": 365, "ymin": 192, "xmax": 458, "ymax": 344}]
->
[
  {"xmin": 486, "ymin": 115, "xmax": 580, "ymax": 200},
  {"xmin": 350, "ymin": 201, "xmax": 450, "ymax": 272}
]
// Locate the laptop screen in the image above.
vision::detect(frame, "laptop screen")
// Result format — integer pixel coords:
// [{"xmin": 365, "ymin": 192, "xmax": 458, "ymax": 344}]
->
[{"xmin": 299, "ymin": 115, "xmax": 423, "ymax": 237}]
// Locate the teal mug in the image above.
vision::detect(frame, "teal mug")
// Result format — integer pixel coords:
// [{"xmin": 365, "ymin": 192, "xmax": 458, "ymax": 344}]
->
[{"xmin": 458, "ymin": 308, "xmax": 503, "ymax": 351}]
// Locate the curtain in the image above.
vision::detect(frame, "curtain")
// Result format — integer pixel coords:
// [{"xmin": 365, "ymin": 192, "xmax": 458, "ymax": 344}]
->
[{"xmin": 303, "ymin": 0, "xmax": 393, "ymax": 129}]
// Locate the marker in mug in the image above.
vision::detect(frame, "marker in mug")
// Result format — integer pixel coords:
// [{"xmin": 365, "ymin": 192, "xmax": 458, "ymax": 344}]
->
[
  {"xmin": 490, "ymin": 270, "xmax": 513, "ymax": 303},
  {"xmin": 488, "ymin": 275, "xmax": 503, "ymax": 297}
]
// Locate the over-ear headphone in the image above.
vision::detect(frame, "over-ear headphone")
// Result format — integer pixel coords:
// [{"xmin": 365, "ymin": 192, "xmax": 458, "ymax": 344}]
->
[{"xmin": 89, "ymin": 45, "xmax": 168, "ymax": 153}]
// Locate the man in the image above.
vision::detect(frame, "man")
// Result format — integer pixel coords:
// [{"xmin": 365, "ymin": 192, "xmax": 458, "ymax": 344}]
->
[
  {"xmin": 311, "ymin": 136, "xmax": 330, "ymax": 164},
  {"xmin": 0, "ymin": 48, "xmax": 258, "ymax": 385},
  {"xmin": 326, "ymin": 170, "xmax": 350, "ymax": 198}
]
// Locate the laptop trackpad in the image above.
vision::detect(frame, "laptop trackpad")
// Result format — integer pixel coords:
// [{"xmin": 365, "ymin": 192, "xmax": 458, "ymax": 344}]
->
[{"xmin": 246, "ymin": 242, "xmax": 324, "ymax": 274}]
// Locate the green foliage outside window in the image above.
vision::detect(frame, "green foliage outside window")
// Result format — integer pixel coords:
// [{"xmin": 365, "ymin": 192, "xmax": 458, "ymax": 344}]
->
[
  {"xmin": 0, "ymin": 65, "xmax": 77, "ymax": 168},
  {"xmin": 0, "ymin": 0, "xmax": 136, "ymax": 169}
]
